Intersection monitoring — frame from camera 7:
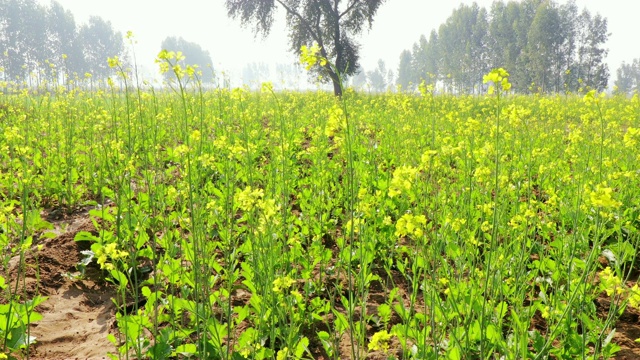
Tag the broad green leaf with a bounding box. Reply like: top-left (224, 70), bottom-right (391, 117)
top-left (174, 343), bottom-right (197, 356)
top-left (74, 231), bottom-right (98, 242)
top-left (295, 337), bottom-right (309, 359)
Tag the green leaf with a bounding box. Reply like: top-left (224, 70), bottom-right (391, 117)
top-left (469, 320), bottom-right (481, 341)
top-left (109, 269), bottom-right (129, 289)
top-left (40, 231), bottom-right (57, 239)
top-left (74, 230), bottom-right (98, 242)
top-left (495, 301), bottom-right (508, 320)
top-left (447, 345), bottom-right (461, 360)
top-left (231, 351), bottom-right (248, 360)
top-left (148, 341), bottom-right (172, 360)
top-left (100, 186), bottom-right (115, 199)
top-left (27, 295), bottom-right (47, 310)
top-left (530, 330), bottom-right (545, 352)
top-left (333, 310), bottom-right (349, 333)
top-left (6, 325), bottom-right (31, 349)
top-left (295, 337), bottom-right (309, 359)
top-left (174, 343), bottom-right (197, 356)
top-left (107, 333), bottom-right (118, 346)
top-left (486, 324), bottom-right (500, 343)
top-left (22, 311), bottom-right (43, 324)
top-left (377, 303), bottom-right (392, 324)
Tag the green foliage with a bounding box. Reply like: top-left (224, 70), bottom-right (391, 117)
top-left (615, 58), bottom-right (640, 95)
top-left (2, 61), bottom-right (640, 359)
top-left (396, 50), bottom-right (413, 90)
top-left (400, 0), bottom-right (610, 94)
top-left (225, 0), bottom-right (387, 96)
top-left (0, 295), bottom-right (46, 355)
top-left (0, 0), bottom-right (124, 85)
top-left (367, 59), bottom-right (388, 92)
top-left (78, 16), bottom-right (124, 80)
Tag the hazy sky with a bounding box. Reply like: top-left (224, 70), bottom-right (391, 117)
top-left (36, 0), bottom-right (640, 84)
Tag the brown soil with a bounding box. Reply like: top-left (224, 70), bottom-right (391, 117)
top-left (5, 210), bottom-right (116, 360)
top-left (598, 296), bottom-right (640, 359)
top-left (3, 208), bottom-right (640, 359)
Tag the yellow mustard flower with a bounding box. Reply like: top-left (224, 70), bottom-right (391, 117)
top-left (273, 276), bottom-right (295, 292)
top-left (395, 213), bottom-right (427, 238)
top-left (388, 165), bottom-right (419, 198)
top-left (235, 186), bottom-right (264, 211)
top-left (599, 267), bottom-right (624, 296)
top-left (587, 182), bottom-right (622, 209)
top-left (368, 330), bottom-right (393, 351)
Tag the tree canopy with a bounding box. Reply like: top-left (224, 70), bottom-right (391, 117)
top-left (615, 58), bottom-right (640, 95)
top-left (225, 0), bottom-right (386, 96)
top-left (398, 0), bottom-right (610, 94)
top-left (0, 0), bottom-right (123, 87)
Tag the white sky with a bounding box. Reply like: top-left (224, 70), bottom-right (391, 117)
top-left (36, 0), bottom-right (640, 84)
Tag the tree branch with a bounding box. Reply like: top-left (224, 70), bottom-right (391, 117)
top-left (275, 0), bottom-right (320, 43)
top-left (339, 0), bottom-right (359, 19)
top-left (275, 0), bottom-right (333, 66)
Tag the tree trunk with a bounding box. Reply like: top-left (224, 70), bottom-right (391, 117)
top-left (330, 71), bottom-right (342, 97)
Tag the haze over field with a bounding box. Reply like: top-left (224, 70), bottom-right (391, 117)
top-left (30, 0), bottom-right (640, 87)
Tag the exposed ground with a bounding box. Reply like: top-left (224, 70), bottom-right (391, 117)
top-left (6, 208), bottom-right (116, 360)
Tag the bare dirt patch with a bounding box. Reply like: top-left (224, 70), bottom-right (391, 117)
top-left (596, 296), bottom-right (640, 359)
top-left (5, 210), bottom-right (116, 360)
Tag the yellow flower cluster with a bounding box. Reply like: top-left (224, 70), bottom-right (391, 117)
top-left (95, 243), bottom-right (129, 271)
top-left (299, 42), bottom-right (327, 70)
top-left (395, 213), bottom-right (427, 238)
top-left (388, 165), bottom-right (419, 198)
top-left (344, 217), bottom-right (364, 235)
top-left (583, 89), bottom-right (605, 105)
top-left (173, 144), bottom-right (190, 157)
top-left (325, 104), bottom-right (346, 138)
top-left (445, 217), bottom-right (466, 232)
top-left (235, 186), bottom-right (265, 211)
top-left (586, 182), bottom-right (621, 209)
top-left (233, 186), bottom-right (281, 233)
top-left (3, 125), bottom-right (23, 142)
top-left (189, 129), bottom-right (201, 144)
top-left (420, 149), bottom-right (438, 169)
top-left (276, 347), bottom-right (288, 360)
top-left (483, 68), bottom-right (511, 94)
top-left (473, 165), bottom-right (492, 184)
top-left (155, 49), bottom-right (198, 80)
top-left (272, 275), bottom-right (295, 292)
top-left (107, 56), bottom-right (121, 69)
top-left (355, 188), bottom-right (384, 218)
top-left (0, 203), bottom-right (15, 224)
top-left (599, 267), bottom-right (624, 296)
top-left (198, 153), bottom-right (216, 170)
top-left (628, 285), bottom-right (640, 308)
top-left (368, 330), bottom-right (393, 351)
top-left (623, 127), bottom-right (639, 148)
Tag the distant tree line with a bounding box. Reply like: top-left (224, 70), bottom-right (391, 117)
top-left (347, 60), bottom-right (394, 92)
top-left (0, 0), bottom-right (124, 87)
top-left (397, 0), bottom-right (610, 94)
top-left (615, 58), bottom-right (640, 95)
